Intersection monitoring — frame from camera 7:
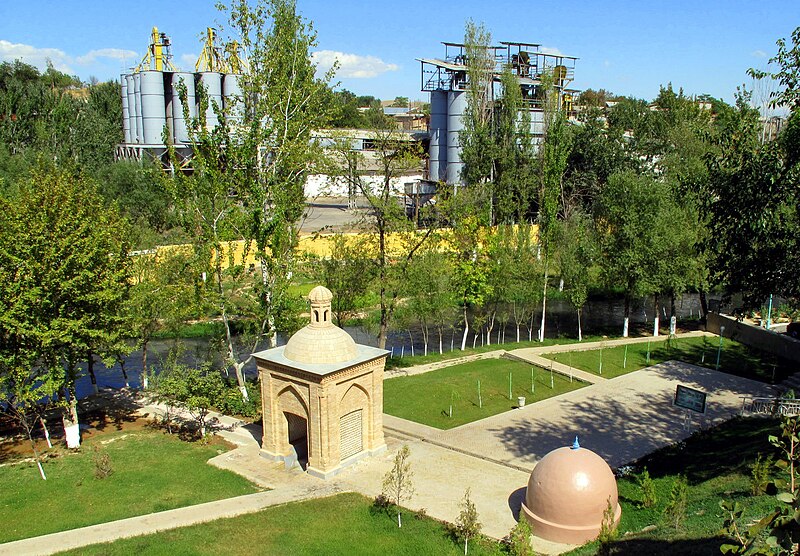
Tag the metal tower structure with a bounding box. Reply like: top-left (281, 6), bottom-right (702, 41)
top-left (419, 40), bottom-right (578, 186)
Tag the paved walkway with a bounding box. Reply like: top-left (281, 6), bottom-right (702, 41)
top-left (0, 331), bottom-right (776, 555)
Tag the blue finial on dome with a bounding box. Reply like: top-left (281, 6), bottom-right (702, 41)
top-left (571, 436), bottom-right (580, 450)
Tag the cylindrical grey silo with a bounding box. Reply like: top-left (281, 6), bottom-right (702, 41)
top-left (140, 71), bottom-right (167, 145)
top-left (446, 90), bottom-right (466, 185)
top-left (133, 73), bottom-right (144, 144)
top-left (197, 72), bottom-right (223, 130)
top-left (528, 109), bottom-right (545, 143)
top-left (171, 72), bottom-right (197, 144)
top-left (121, 74), bottom-right (131, 144)
top-left (222, 74), bottom-right (244, 126)
top-left (428, 90), bottom-right (448, 182)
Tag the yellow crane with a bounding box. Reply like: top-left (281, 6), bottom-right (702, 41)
top-left (195, 27), bottom-right (247, 73)
top-left (136, 27), bottom-right (177, 72)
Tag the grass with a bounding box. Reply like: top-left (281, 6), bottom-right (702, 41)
top-left (384, 357), bottom-right (586, 429)
top-left (0, 430), bottom-right (258, 543)
top-left (59, 493), bottom-right (505, 556)
top-left (542, 335), bottom-right (795, 383)
top-left (566, 416), bottom-right (781, 555)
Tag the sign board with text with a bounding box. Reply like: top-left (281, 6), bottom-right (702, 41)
top-left (674, 385), bottom-right (707, 413)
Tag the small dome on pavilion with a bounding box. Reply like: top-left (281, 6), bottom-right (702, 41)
top-left (283, 285), bottom-right (357, 364)
top-left (308, 285), bottom-right (333, 304)
top-left (521, 440), bottom-right (621, 545)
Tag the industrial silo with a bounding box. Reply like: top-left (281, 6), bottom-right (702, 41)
top-left (125, 74), bottom-right (138, 143)
top-left (428, 89), bottom-right (448, 182)
top-left (133, 73), bottom-right (144, 144)
top-left (171, 72), bottom-right (196, 144)
top-left (121, 75), bottom-right (131, 144)
top-left (197, 72), bottom-right (223, 130)
top-left (222, 73), bottom-right (243, 126)
top-left (139, 70), bottom-right (167, 145)
top-left (446, 90), bottom-right (466, 185)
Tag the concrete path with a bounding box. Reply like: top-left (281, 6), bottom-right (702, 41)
top-left (386, 360), bottom-right (775, 470)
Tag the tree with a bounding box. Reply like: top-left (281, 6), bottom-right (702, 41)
top-left (391, 96), bottom-right (409, 108)
top-left (749, 26), bottom-right (800, 111)
top-left (308, 233), bottom-right (375, 327)
top-left (153, 357), bottom-right (225, 438)
top-left (537, 70), bottom-right (572, 342)
top-left (124, 248), bottom-right (196, 389)
top-left (556, 209), bottom-right (597, 341)
top-left (405, 249), bottom-right (456, 354)
top-left (594, 171), bottom-right (675, 337)
top-left (455, 487), bottom-right (481, 555)
top-left (168, 0), bottom-right (333, 400)
top-left (459, 19), bottom-right (496, 193)
top-left (707, 101), bottom-right (799, 307)
top-left (0, 166), bottom-right (130, 448)
top-left (328, 127), bottom-right (434, 348)
top-left (382, 444), bottom-right (415, 528)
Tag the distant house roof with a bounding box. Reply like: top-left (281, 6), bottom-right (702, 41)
top-left (383, 107), bottom-right (410, 115)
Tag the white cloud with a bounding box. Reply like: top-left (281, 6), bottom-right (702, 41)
top-left (540, 46), bottom-right (565, 57)
top-left (751, 49), bottom-right (768, 58)
top-left (312, 50), bottom-right (399, 79)
top-left (76, 48), bottom-right (137, 65)
top-left (180, 53), bottom-right (198, 69)
top-left (0, 39), bottom-right (74, 74)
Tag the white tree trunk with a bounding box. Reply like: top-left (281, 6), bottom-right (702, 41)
top-left (670, 316), bottom-right (677, 335)
top-left (653, 316), bottom-right (660, 337)
top-left (63, 399), bottom-right (80, 449)
top-left (460, 307), bottom-right (469, 351)
top-left (623, 317), bottom-right (629, 338)
top-left (577, 309), bottom-right (583, 342)
top-left (40, 417), bottom-right (52, 449)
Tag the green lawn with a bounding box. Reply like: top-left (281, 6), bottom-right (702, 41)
top-left (384, 357), bottom-right (586, 429)
top-left (0, 430), bottom-right (258, 543)
top-left (567, 417), bottom-right (781, 555)
top-left (59, 492), bottom-right (504, 556)
top-left (543, 335), bottom-right (796, 382)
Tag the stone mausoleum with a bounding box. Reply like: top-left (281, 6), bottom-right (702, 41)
top-left (253, 286), bottom-right (388, 478)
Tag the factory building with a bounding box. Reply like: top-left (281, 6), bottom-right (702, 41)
top-left (420, 41), bottom-right (578, 187)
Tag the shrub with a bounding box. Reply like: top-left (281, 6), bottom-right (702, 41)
top-left (663, 475), bottom-right (688, 529)
top-left (750, 452), bottom-right (773, 495)
top-left (597, 497), bottom-right (619, 556)
top-left (506, 518), bottom-right (534, 556)
top-left (636, 467), bottom-right (658, 508)
top-left (93, 446), bottom-right (113, 479)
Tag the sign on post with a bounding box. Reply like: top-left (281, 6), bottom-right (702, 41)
top-left (674, 385), bottom-right (707, 413)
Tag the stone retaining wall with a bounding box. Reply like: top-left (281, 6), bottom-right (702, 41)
top-left (706, 312), bottom-right (800, 364)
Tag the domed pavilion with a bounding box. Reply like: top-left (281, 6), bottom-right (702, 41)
top-left (253, 286), bottom-right (388, 479)
top-left (521, 438), bottom-right (621, 545)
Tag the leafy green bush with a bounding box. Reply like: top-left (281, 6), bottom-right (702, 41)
top-left (215, 381), bottom-right (261, 419)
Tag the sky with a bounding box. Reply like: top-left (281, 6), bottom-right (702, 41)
top-left (1, 0), bottom-right (798, 106)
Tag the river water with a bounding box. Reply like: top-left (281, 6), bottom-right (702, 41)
top-left (75, 293), bottom-right (721, 398)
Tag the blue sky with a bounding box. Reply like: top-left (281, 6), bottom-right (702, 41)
top-left (1, 0), bottom-right (797, 106)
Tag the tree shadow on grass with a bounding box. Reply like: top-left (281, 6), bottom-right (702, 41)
top-left (600, 535), bottom-right (729, 555)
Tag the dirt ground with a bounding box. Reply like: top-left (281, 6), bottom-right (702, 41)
top-left (0, 390), bottom-right (231, 462)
